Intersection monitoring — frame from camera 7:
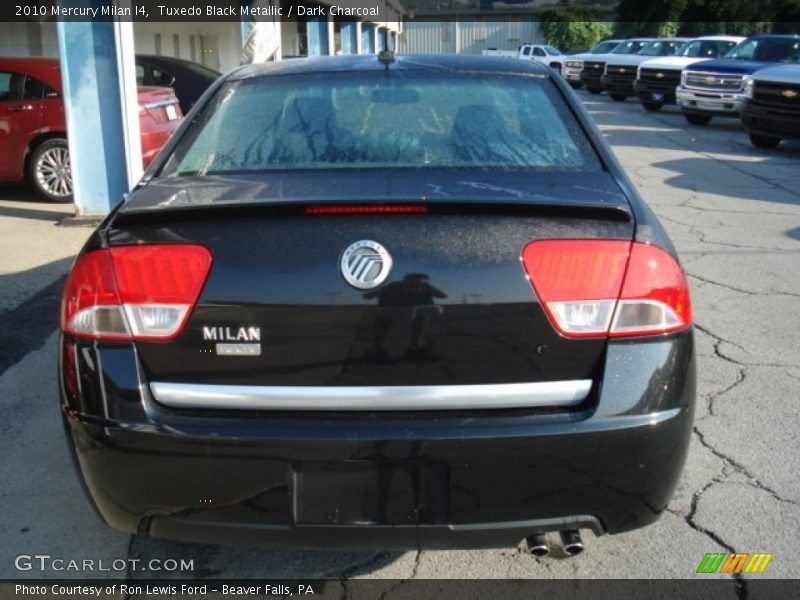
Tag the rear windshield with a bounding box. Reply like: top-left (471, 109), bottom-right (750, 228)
top-left (161, 71), bottom-right (601, 176)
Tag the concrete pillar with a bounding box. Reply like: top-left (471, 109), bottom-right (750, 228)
top-left (355, 21), bottom-right (363, 54)
top-left (240, 15), bottom-right (251, 50)
top-left (378, 27), bottom-right (388, 52)
top-left (241, 21), bottom-right (282, 63)
top-left (56, 19), bottom-right (141, 216)
top-left (327, 13), bottom-right (336, 55)
top-left (361, 24), bottom-right (375, 54)
top-left (306, 16), bottom-right (329, 56)
top-left (341, 21), bottom-right (358, 55)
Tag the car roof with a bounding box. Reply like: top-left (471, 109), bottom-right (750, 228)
top-left (0, 57), bottom-right (62, 90)
top-left (691, 35), bottom-right (745, 41)
top-left (747, 34), bottom-right (800, 40)
top-left (138, 54), bottom-right (191, 63)
top-left (138, 54), bottom-right (217, 69)
top-left (230, 54), bottom-right (551, 81)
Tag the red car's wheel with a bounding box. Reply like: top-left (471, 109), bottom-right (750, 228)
top-left (28, 138), bottom-right (73, 203)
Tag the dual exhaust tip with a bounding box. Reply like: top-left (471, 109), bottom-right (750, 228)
top-left (525, 530), bottom-right (584, 558)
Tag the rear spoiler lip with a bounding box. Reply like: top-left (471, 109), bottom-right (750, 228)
top-left (123, 170), bottom-right (631, 212)
top-left (110, 198), bottom-right (632, 227)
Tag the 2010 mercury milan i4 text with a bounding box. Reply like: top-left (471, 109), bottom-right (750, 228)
top-left (59, 54), bottom-right (695, 556)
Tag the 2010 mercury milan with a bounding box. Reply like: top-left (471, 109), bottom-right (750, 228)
top-left (59, 54), bottom-right (695, 556)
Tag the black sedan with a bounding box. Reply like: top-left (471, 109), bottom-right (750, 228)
top-left (59, 54), bottom-right (695, 556)
top-left (136, 54), bottom-right (220, 114)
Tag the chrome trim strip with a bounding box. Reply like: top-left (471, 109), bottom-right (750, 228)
top-left (141, 99), bottom-right (178, 109)
top-left (150, 380), bottom-right (593, 411)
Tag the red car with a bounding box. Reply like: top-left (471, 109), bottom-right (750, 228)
top-left (0, 57), bottom-right (183, 203)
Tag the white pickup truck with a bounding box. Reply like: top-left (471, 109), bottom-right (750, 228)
top-left (482, 44), bottom-right (565, 71)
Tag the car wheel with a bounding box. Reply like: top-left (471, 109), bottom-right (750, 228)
top-left (28, 138), bottom-right (73, 203)
top-left (684, 112), bottom-right (712, 126)
top-left (610, 94), bottom-right (627, 102)
top-left (568, 81), bottom-right (583, 90)
top-left (642, 102), bottom-right (663, 112)
top-left (749, 133), bottom-right (781, 149)
top-left (585, 86), bottom-right (603, 94)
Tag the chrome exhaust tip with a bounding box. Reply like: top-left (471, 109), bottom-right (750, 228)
top-left (525, 533), bottom-right (550, 557)
top-left (559, 530), bottom-right (584, 556)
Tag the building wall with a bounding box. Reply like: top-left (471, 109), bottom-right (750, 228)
top-left (0, 21), bottom-right (59, 57)
top-left (399, 19), bottom-right (542, 55)
top-left (1, 17), bottom-right (397, 66)
top-left (134, 22), bottom-right (243, 72)
top-left (0, 21), bottom-right (242, 71)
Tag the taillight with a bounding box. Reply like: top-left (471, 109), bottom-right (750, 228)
top-left (521, 240), bottom-right (691, 338)
top-left (609, 243), bottom-right (692, 337)
top-left (61, 245), bottom-right (212, 341)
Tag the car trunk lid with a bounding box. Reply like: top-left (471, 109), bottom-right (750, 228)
top-left (137, 86), bottom-right (181, 123)
top-left (108, 173), bottom-right (634, 393)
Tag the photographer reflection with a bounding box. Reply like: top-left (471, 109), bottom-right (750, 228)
top-left (363, 273), bottom-right (447, 362)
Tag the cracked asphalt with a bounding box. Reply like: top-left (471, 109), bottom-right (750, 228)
top-left (0, 91), bottom-right (798, 588)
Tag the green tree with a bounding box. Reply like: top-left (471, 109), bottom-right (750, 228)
top-left (614, 0), bottom-right (688, 37)
top-left (539, 8), bottom-right (613, 54)
top-left (772, 0), bottom-right (800, 32)
top-left (679, 0), bottom-right (772, 34)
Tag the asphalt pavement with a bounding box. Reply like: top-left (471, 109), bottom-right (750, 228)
top-left (0, 92), bottom-right (798, 588)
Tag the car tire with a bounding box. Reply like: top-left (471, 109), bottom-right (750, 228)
top-left (27, 138), bottom-right (73, 203)
top-left (749, 133), bottom-right (781, 149)
top-left (684, 112), bottom-right (712, 126)
top-left (642, 102), bottom-right (663, 112)
top-left (610, 94), bottom-right (627, 102)
top-left (585, 86), bottom-right (603, 94)
top-left (568, 81), bottom-right (583, 90)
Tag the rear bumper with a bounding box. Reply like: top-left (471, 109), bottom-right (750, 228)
top-left (61, 332), bottom-right (695, 549)
top-left (139, 122), bottom-right (181, 168)
top-left (676, 86), bottom-right (746, 115)
top-left (742, 101), bottom-right (800, 140)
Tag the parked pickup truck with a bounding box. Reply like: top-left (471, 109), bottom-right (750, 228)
top-left (482, 44), bottom-right (564, 71)
top-left (741, 64), bottom-right (800, 148)
top-left (634, 36), bottom-right (744, 111)
top-left (580, 38), bottom-right (654, 94)
top-left (676, 34), bottom-right (800, 125)
top-left (602, 38), bottom-right (689, 101)
top-left (562, 39), bottom-right (624, 89)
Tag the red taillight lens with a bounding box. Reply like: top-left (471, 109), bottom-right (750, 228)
top-left (61, 245), bottom-right (212, 341)
top-left (521, 240), bottom-right (691, 338)
top-left (610, 243), bottom-right (692, 337)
